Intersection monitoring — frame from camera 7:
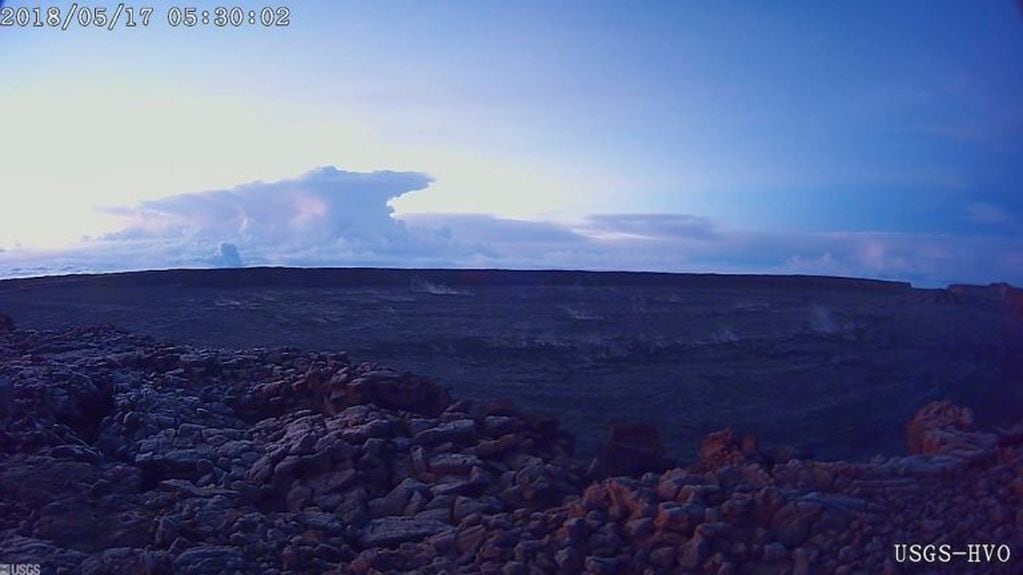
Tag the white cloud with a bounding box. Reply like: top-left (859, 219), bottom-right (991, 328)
top-left (1, 165), bottom-right (1021, 288)
top-left (102, 166), bottom-right (432, 250)
top-left (0, 81), bottom-right (614, 252)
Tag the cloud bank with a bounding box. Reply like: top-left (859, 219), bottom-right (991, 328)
top-left (1, 166), bottom-right (1020, 287)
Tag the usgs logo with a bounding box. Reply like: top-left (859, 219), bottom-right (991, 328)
top-left (0, 565), bottom-right (42, 575)
top-left (893, 543), bottom-right (1011, 564)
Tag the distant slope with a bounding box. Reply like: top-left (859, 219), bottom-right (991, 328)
top-left (0, 266), bottom-right (916, 292)
top-left (1, 266), bottom-right (1019, 461)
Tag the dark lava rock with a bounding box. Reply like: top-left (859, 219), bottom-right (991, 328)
top-left (2, 321), bottom-right (1022, 574)
top-left (172, 545), bottom-right (247, 573)
top-left (695, 426), bottom-right (762, 471)
top-left (906, 400), bottom-right (998, 460)
top-left (587, 422), bottom-right (674, 479)
top-left (343, 369), bottom-right (453, 417)
top-left (358, 516), bottom-right (450, 547)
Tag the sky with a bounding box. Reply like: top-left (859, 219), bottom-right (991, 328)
top-left (1, 1), bottom-right (1021, 286)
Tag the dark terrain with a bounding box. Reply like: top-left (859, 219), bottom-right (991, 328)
top-left (1, 311), bottom-right (1021, 574)
top-left (1, 268), bottom-right (1021, 461)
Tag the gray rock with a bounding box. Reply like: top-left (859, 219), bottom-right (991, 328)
top-left (483, 415), bottom-right (525, 436)
top-left (429, 452), bottom-right (482, 475)
top-left (370, 477), bottom-right (429, 517)
top-left (679, 532), bottom-right (709, 569)
top-left (554, 547), bottom-right (583, 572)
top-left (301, 510), bottom-right (347, 535)
top-left (172, 545), bottom-right (247, 573)
top-left (412, 419), bottom-right (477, 446)
top-left (770, 502), bottom-right (816, 547)
top-left (359, 516), bottom-right (451, 547)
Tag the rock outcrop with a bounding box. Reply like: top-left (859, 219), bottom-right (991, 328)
top-left (1, 321), bottom-right (1021, 574)
top-left (587, 423), bottom-right (675, 479)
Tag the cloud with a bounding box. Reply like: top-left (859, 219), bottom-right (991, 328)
top-left (1, 165), bottom-right (1021, 288)
top-left (412, 213), bottom-right (1023, 287)
top-left (0, 166), bottom-right (451, 276)
top-left (404, 213), bottom-right (584, 244)
top-left (103, 166), bottom-right (432, 248)
top-left (74, 166), bottom-right (466, 269)
top-left (581, 214), bottom-right (718, 240)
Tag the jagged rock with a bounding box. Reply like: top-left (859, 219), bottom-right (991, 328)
top-left (306, 468), bottom-right (358, 495)
top-left (907, 401), bottom-right (997, 461)
top-left (0, 533), bottom-right (89, 572)
top-left (0, 456), bottom-right (97, 507)
top-left (413, 418), bottom-right (476, 446)
top-left (679, 532), bottom-right (710, 569)
top-left (696, 427), bottom-right (760, 472)
top-left (359, 517), bottom-right (450, 547)
top-left (172, 546), bottom-right (247, 573)
top-left (554, 546), bottom-right (583, 572)
top-left (301, 510), bottom-right (348, 535)
top-left (343, 370), bottom-right (453, 417)
top-left (908, 401), bottom-right (974, 453)
top-left (80, 547), bottom-right (172, 575)
top-left (769, 502), bottom-right (815, 547)
top-left (483, 415), bottom-right (526, 437)
top-left (429, 452), bottom-right (482, 475)
top-left (1, 322), bottom-right (1021, 575)
top-left (369, 477), bottom-right (429, 517)
top-left (470, 433), bottom-right (521, 457)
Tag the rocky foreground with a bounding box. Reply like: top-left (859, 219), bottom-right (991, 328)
top-left (0, 314), bottom-right (1021, 574)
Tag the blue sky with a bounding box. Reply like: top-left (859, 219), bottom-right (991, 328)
top-left (1, 1), bottom-right (1021, 285)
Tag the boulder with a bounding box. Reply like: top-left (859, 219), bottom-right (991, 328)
top-left (344, 370), bottom-right (453, 416)
top-left (359, 517), bottom-right (451, 548)
top-left (413, 419), bottom-right (477, 446)
top-left (695, 427), bottom-right (760, 472)
top-left (429, 453), bottom-right (482, 475)
top-left (172, 546), bottom-right (247, 573)
top-left (80, 547), bottom-right (172, 575)
top-left (907, 401), bottom-right (996, 461)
